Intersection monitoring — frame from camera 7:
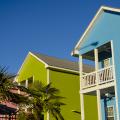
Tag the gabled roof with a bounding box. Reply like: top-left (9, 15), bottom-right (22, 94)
top-left (72, 6), bottom-right (120, 56)
top-left (30, 52), bottom-right (94, 73)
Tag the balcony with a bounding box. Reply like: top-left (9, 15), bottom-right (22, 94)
top-left (81, 65), bottom-right (114, 89)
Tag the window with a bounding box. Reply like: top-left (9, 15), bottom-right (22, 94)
top-left (28, 76), bottom-right (34, 88)
top-left (106, 106), bottom-right (114, 120)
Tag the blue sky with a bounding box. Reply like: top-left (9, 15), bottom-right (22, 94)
top-left (0, 0), bottom-right (120, 73)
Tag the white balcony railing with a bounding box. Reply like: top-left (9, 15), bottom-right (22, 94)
top-left (81, 66), bottom-right (114, 89)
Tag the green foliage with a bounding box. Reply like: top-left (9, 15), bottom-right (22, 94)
top-left (0, 66), bottom-right (65, 120)
top-left (0, 66), bottom-right (15, 101)
top-left (24, 82), bottom-right (65, 120)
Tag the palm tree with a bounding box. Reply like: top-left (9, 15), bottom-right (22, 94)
top-left (19, 82), bottom-right (65, 120)
top-left (0, 66), bottom-right (15, 101)
top-left (0, 66), bottom-right (29, 103)
top-left (0, 66), bottom-right (65, 120)
top-left (0, 66), bottom-right (31, 119)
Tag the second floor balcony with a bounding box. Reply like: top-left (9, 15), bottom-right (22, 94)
top-left (81, 65), bottom-right (114, 89)
top-left (80, 41), bottom-right (115, 91)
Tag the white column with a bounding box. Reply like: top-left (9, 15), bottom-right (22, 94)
top-left (94, 49), bottom-right (99, 73)
top-left (97, 89), bottom-right (102, 120)
top-left (94, 49), bottom-right (102, 120)
top-left (26, 79), bottom-right (28, 88)
top-left (18, 82), bottom-right (21, 94)
top-left (80, 93), bottom-right (85, 120)
top-left (79, 55), bottom-right (85, 120)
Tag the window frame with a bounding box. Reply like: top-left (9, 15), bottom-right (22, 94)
top-left (106, 105), bottom-right (115, 120)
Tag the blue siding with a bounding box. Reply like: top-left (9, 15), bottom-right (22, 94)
top-left (79, 11), bottom-right (120, 55)
top-left (101, 97), bottom-right (116, 120)
top-left (101, 99), bottom-right (106, 120)
top-left (78, 11), bottom-right (120, 119)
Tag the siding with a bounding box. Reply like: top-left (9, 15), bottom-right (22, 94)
top-left (49, 69), bottom-right (98, 120)
top-left (17, 53), bottom-right (47, 85)
top-left (78, 11), bottom-right (120, 118)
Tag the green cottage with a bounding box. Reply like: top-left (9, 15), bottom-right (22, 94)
top-left (16, 52), bottom-right (98, 120)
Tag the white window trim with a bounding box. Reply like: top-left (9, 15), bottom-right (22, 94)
top-left (107, 105), bottom-right (115, 120)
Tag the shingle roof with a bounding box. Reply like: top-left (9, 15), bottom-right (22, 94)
top-left (31, 52), bottom-right (94, 73)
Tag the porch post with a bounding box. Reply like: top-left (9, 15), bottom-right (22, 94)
top-left (79, 55), bottom-right (85, 120)
top-left (94, 49), bottom-right (102, 120)
top-left (97, 89), bottom-right (102, 120)
top-left (26, 79), bottom-right (28, 88)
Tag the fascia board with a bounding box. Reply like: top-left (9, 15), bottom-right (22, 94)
top-left (15, 53), bottom-right (30, 82)
top-left (29, 52), bottom-right (49, 67)
top-left (72, 6), bottom-right (120, 55)
top-left (46, 65), bottom-right (79, 74)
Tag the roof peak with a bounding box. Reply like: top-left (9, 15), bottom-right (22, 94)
top-left (72, 6), bottom-right (120, 56)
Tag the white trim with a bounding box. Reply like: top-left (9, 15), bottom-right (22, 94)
top-left (72, 6), bottom-right (120, 55)
top-left (29, 52), bottom-right (49, 67)
top-left (107, 105), bottom-right (115, 120)
top-left (30, 52), bottom-right (79, 74)
top-left (111, 40), bottom-right (119, 120)
top-left (80, 93), bottom-right (85, 120)
top-left (94, 49), bottom-right (99, 83)
top-left (17, 52), bottom-right (79, 82)
top-left (75, 6), bottom-right (103, 50)
top-left (79, 55), bottom-right (83, 90)
top-left (46, 65), bottom-right (79, 74)
top-left (15, 51), bottom-right (48, 82)
top-left (26, 79), bottom-right (28, 88)
top-left (94, 48), bottom-right (102, 120)
top-left (81, 81), bottom-right (115, 94)
top-left (79, 55), bottom-right (85, 120)
top-left (18, 82), bottom-right (21, 94)
top-left (15, 53), bottom-right (30, 82)
top-left (97, 89), bottom-right (102, 120)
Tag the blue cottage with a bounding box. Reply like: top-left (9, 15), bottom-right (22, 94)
top-left (72, 6), bottom-right (120, 120)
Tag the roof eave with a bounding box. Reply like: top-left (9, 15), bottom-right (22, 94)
top-left (72, 6), bottom-right (120, 54)
top-left (71, 49), bottom-right (79, 57)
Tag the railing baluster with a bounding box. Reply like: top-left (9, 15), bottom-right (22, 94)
top-left (82, 66), bottom-right (114, 89)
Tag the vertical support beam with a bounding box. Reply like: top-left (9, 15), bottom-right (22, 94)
top-left (80, 93), bottom-right (85, 120)
top-left (111, 40), bottom-right (120, 120)
top-left (18, 82), bottom-right (21, 94)
top-left (26, 79), bottom-right (28, 88)
top-left (79, 55), bottom-right (83, 89)
top-left (94, 49), bottom-right (102, 120)
top-left (79, 55), bottom-right (85, 120)
top-left (97, 89), bottom-right (102, 120)
top-left (94, 49), bottom-right (99, 75)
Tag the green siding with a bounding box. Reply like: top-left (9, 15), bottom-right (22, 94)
top-left (49, 69), bottom-right (81, 120)
top-left (17, 53), bottom-right (48, 120)
top-left (17, 53), bottom-right (98, 120)
top-left (17, 54), bottom-right (47, 85)
top-left (49, 69), bottom-right (98, 120)
top-left (84, 95), bottom-right (98, 120)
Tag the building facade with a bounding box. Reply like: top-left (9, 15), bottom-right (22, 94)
top-left (72, 6), bottom-right (120, 120)
top-left (16, 52), bottom-right (98, 120)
